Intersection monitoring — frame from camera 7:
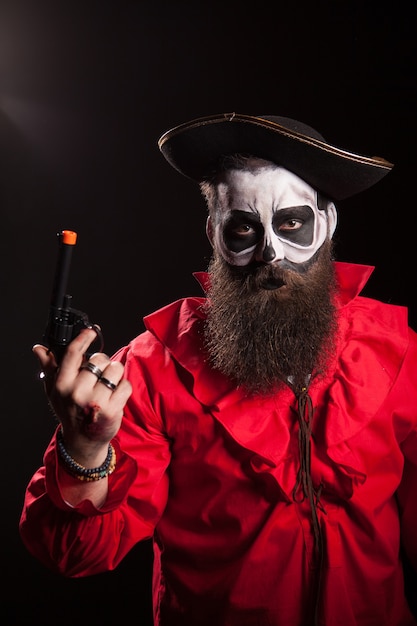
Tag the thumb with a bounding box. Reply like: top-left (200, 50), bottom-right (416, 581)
top-left (33, 344), bottom-right (58, 382)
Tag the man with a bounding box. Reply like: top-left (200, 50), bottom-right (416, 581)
top-left (20, 113), bottom-right (417, 625)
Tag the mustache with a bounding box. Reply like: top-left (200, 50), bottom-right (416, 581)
top-left (230, 260), bottom-right (306, 291)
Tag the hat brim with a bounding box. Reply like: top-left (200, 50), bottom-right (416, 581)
top-left (158, 113), bottom-right (394, 200)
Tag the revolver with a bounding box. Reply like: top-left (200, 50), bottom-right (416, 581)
top-left (42, 229), bottom-right (103, 364)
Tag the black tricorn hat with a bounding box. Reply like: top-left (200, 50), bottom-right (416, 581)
top-left (158, 112), bottom-right (394, 201)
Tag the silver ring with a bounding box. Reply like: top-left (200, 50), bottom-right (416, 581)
top-left (80, 362), bottom-right (103, 379)
top-left (98, 376), bottom-right (117, 391)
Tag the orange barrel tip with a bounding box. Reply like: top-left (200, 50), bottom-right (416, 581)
top-left (61, 230), bottom-right (78, 245)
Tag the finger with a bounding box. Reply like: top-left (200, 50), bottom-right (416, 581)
top-left (33, 344), bottom-right (59, 385)
top-left (33, 344), bottom-right (57, 370)
top-left (104, 378), bottom-right (133, 419)
top-left (57, 328), bottom-right (101, 392)
top-left (82, 361), bottom-right (124, 397)
top-left (78, 362), bottom-right (130, 410)
top-left (78, 353), bottom-right (112, 386)
top-left (111, 378), bottom-right (133, 405)
top-left (83, 352), bottom-right (112, 372)
top-left (97, 361), bottom-right (125, 388)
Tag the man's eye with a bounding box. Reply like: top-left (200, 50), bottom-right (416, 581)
top-left (279, 218), bottom-right (303, 232)
top-left (232, 224), bottom-right (254, 237)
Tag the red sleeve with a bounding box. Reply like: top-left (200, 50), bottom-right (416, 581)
top-left (19, 339), bottom-right (171, 577)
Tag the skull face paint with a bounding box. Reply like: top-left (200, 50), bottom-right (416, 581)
top-left (208, 165), bottom-right (337, 266)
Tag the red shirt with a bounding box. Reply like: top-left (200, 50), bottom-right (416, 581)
top-left (20, 263), bottom-right (417, 625)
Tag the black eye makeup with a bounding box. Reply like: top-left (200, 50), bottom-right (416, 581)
top-left (273, 205), bottom-right (314, 246)
top-left (223, 211), bottom-right (264, 253)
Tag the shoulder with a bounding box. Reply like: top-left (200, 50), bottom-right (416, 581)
top-left (112, 296), bottom-right (207, 367)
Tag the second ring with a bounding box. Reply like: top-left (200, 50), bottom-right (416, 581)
top-left (98, 376), bottom-right (117, 391)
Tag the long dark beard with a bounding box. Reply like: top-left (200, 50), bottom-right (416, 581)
top-left (203, 240), bottom-right (338, 396)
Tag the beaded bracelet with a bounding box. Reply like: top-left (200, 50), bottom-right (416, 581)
top-left (57, 426), bottom-right (116, 482)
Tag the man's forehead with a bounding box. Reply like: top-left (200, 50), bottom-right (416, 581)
top-left (219, 165), bottom-right (317, 209)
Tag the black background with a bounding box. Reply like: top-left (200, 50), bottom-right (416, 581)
top-left (1, 1), bottom-right (416, 624)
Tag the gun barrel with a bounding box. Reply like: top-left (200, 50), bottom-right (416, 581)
top-left (50, 230), bottom-right (77, 309)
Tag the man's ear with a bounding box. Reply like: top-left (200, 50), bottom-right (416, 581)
top-left (326, 201), bottom-right (338, 238)
top-left (206, 216), bottom-right (214, 247)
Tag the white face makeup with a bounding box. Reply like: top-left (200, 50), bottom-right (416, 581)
top-left (207, 165), bottom-right (337, 266)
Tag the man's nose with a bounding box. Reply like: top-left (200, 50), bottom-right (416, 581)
top-left (255, 238), bottom-right (285, 263)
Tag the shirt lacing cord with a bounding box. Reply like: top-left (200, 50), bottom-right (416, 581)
top-left (290, 382), bottom-right (326, 626)
top-left (292, 387), bottom-right (326, 547)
